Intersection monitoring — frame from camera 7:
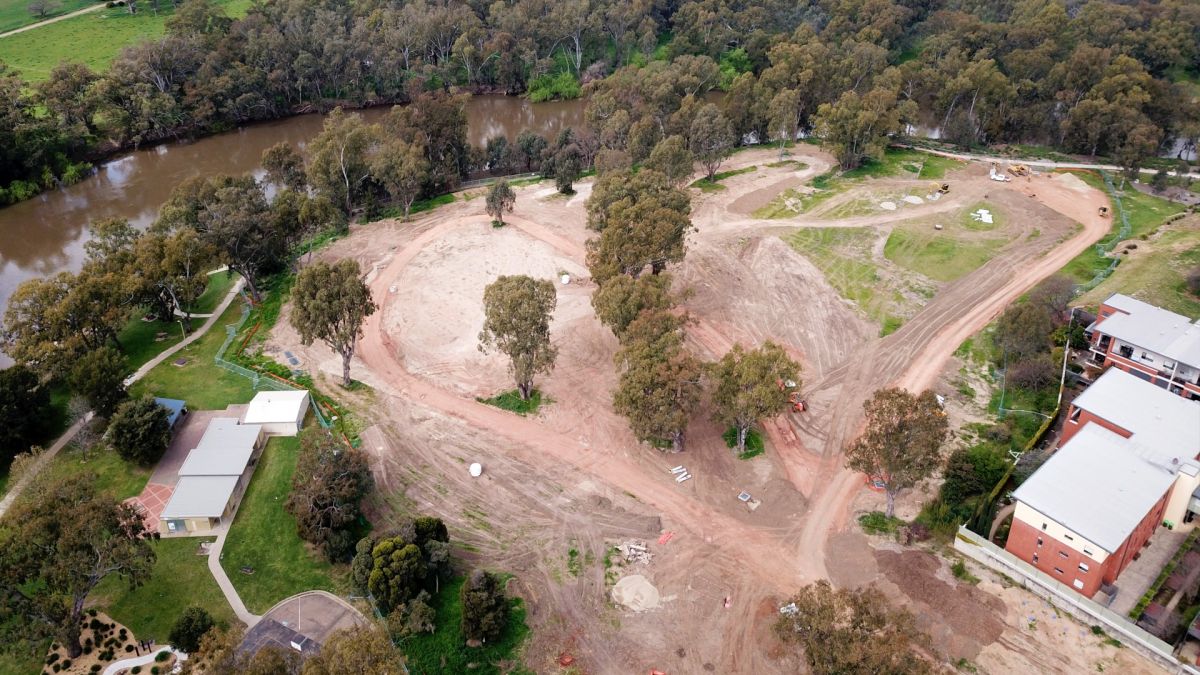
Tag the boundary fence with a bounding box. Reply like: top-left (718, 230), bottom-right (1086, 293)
top-left (213, 291), bottom-right (332, 429)
top-left (955, 526), bottom-right (1200, 674)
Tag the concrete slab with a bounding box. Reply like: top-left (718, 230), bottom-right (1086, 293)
top-left (1108, 526), bottom-right (1192, 616)
top-left (240, 591), bottom-right (368, 657)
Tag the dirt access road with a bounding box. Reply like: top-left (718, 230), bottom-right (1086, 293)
top-left (283, 148), bottom-right (1116, 672)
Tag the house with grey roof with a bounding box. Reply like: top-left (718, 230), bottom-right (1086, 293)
top-left (1005, 366), bottom-right (1200, 599)
top-left (160, 417), bottom-right (265, 536)
top-left (1087, 293), bottom-right (1200, 401)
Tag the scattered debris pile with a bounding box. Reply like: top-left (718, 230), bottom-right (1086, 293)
top-left (617, 540), bottom-right (653, 564)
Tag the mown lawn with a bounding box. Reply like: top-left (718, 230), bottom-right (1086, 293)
top-left (402, 575), bottom-right (530, 675)
top-left (0, 0), bottom-right (253, 81)
top-left (0, 0), bottom-right (95, 33)
top-left (93, 537), bottom-right (237, 642)
top-left (128, 296), bottom-right (255, 410)
top-left (118, 271), bottom-right (237, 371)
top-left (0, 645), bottom-right (44, 675)
top-left (1077, 217), bottom-right (1200, 317)
top-left (42, 445), bottom-right (150, 501)
top-left (220, 436), bottom-right (340, 614)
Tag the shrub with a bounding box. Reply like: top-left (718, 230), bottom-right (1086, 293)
top-left (132, 667), bottom-right (141, 674)
top-left (169, 606), bottom-right (216, 654)
top-left (461, 569), bottom-right (509, 643)
top-left (155, 650), bottom-right (170, 662)
top-left (951, 559), bottom-right (979, 584)
top-left (527, 71), bottom-right (582, 103)
top-left (125, 645), bottom-right (134, 652)
top-left (91, 665), bottom-right (102, 673)
top-left (151, 667), bottom-right (159, 675)
top-left (1188, 267), bottom-right (1200, 297)
top-left (858, 511), bottom-right (904, 535)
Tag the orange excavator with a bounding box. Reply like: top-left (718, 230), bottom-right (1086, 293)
top-left (777, 379), bottom-right (807, 413)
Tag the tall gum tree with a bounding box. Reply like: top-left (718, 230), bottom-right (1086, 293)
top-left (290, 259), bottom-right (378, 387)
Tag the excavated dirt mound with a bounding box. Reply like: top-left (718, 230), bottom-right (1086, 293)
top-left (613, 575), bottom-right (662, 612)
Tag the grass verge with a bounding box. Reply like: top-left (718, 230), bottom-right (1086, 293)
top-left (93, 537), bottom-right (236, 642)
top-left (476, 389), bottom-right (545, 416)
top-left (401, 575), bottom-right (530, 674)
top-left (220, 436), bottom-right (340, 614)
top-left (690, 165), bottom-right (757, 192)
top-left (784, 227), bottom-right (889, 319)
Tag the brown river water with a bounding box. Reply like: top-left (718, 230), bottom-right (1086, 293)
top-left (0, 95), bottom-right (586, 365)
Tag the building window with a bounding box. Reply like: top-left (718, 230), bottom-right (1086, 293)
top-left (1068, 407), bottom-right (1081, 423)
top-left (1059, 551), bottom-right (1069, 559)
top-left (1042, 523), bottom-right (1048, 530)
top-left (1063, 534), bottom-right (1074, 541)
top-left (1083, 548), bottom-right (1093, 556)
top-left (1073, 579), bottom-right (1084, 590)
top-left (1078, 563), bottom-right (1089, 573)
top-left (1054, 567), bottom-right (1064, 574)
top-left (1037, 538), bottom-right (1043, 547)
top-left (1033, 553), bottom-right (1039, 563)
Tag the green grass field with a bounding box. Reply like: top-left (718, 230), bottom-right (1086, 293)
top-left (884, 227), bottom-right (1003, 283)
top-left (118, 272), bottom-right (237, 371)
top-left (0, 0), bottom-right (95, 33)
top-left (93, 537), bottom-right (237, 643)
top-left (1077, 217), bottom-right (1200, 317)
top-left (220, 436), bottom-right (341, 614)
top-left (0, 0), bottom-right (252, 81)
top-left (402, 575), bottom-right (530, 674)
top-left (128, 297), bottom-right (255, 409)
top-left (42, 444), bottom-right (150, 501)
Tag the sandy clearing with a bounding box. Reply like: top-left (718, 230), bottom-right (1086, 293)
top-left (275, 145), bottom-right (1126, 674)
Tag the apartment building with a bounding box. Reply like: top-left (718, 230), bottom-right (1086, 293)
top-left (1087, 293), bottom-right (1200, 401)
top-left (1006, 367), bottom-right (1200, 598)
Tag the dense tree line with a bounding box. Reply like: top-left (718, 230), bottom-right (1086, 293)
top-left (3, 0), bottom-right (1198, 203)
top-left (586, 168), bottom-right (801, 452)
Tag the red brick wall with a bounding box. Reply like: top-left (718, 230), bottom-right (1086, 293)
top-left (1006, 487), bottom-right (1172, 597)
top-left (1006, 518), bottom-right (1109, 596)
top-left (1060, 406), bottom-right (1132, 446)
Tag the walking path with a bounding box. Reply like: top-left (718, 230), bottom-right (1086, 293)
top-left (207, 528), bottom-right (262, 627)
top-left (901, 143), bottom-right (1200, 180)
top-left (0, 2), bottom-right (104, 38)
top-left (0, 278), bottom-right (245, 519)
top-left (102, 647), bottom-right (187, 675)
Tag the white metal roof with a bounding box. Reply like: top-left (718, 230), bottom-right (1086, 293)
top-left (1071, 368), bottom-right (1200, 471)
top-left (1098, 293), bottom-right (1200, 368)
top-left (161, 475), bottom-right (241, 519)
top-left (178, 418), bottom-right (262, 476)
top-left (1013, 424), bottom-right (1176, 553)
top-left (243, 390), bottom-right (309, 425)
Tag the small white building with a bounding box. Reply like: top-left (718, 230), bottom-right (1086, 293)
top-left (242, 390), bottom-right (311, 436)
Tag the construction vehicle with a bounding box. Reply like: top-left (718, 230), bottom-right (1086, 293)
top-left (1008, 163), bottom-right (1030, 177)
top-left (777, 379), bottom-right (807, 412)
top-left (930, 181), bottom-right (949, 194)
top-left (1098, 206), bottom-right (1109, 218)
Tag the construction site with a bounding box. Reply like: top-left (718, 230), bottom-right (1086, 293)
top-left (268, 145), bottom-right (1160, 674)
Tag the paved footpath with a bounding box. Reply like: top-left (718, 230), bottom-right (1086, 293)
top-left (0, 279), bottom-right (245, 519)
top-left (102, 647), bottom-right (187, 675)
top-left (207, 528), bottom-right (262, 627)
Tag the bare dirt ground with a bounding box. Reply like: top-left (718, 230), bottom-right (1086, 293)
top-left (270, 147), bottom-right (1121, 673)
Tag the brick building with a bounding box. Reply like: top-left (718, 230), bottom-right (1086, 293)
top-left (1086, 293), bottom-right (1200, 401)
top-left (1006, 366), bottom-right (1200, 599)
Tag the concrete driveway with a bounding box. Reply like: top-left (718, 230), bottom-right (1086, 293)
top-left (150, 405), bottom-right (248, 485)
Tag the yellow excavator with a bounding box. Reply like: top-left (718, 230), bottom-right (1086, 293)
top-left (1008, 164), bottom-right (1030, 177)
